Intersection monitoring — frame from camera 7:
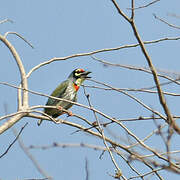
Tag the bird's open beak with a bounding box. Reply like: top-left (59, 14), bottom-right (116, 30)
top-left (81, 71), bottom-right (91, 79)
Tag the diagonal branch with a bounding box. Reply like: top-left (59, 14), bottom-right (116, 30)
top-left (111, 0), bottom-right (180, 134)
top-left (0, 34), bottom-right (28, 108)
top-left (0, 123), bottom-right (27, 158)
top-left (0, 19), bottom-right (13, 24)
top-left (0, 113), bottom-right (28, 135)
top-left (4, 32), bottom-right (34, 48)
top-left (12, 127), bottom-right (52, 179)
top-left (130, 21), bottom-right (179, 132)
top-left (127, 0), bottom-right (160, 10)
top-left (154, 14), bottom-right (180, 30)
top-left (26, 36), bottom-right (180, 78)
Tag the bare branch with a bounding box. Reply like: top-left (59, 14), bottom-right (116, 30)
top-left (111, 0), bottom-right (131, 22)
top-left (12, 127), bottom-right (52, 179)
top-left (0, 113), bottom-right (27, 135)
top-left (91, 56), bottom-right (180, 86)
top-left (90, 79), bottom-right (166, 121)
top-left (128, 123), bottom-right (167, 149)
top-left (127, 0), bottom-right (160, 10)
top-left (0, 18), bottom-right (13, 24)
top-left (153, 14), bottom-right (180, 30)
top-left (0, 123), bottom-right (28, 158)
top-left (4, 31), bottom-right (34, 48)
top-left (86, 84), bottom-right (180, 97)
top-left (3, 80), bottom-right (165, 129)
top-left (83, 87), bottom-right (123, 177)
top-left (129, 167), bottom-right (163, 179)
top-left (29, 142), bottom-right (109, 151)
top-left (85, 158), bottom-right (89, 180)
top-left (131, 0), bottom-right (135, 19)
top-left (132, 21), bottom-right (174, 125)
top-left (167, 13), bottom-right (180, 19)
top-left (0, 34), bottom-right (28, 108)
top-left (26, 36), bottom-right (180, 78)
top-left (0, 110), bottom-right (29, 122)
top-left (111, 0), bottom-right (180, 133)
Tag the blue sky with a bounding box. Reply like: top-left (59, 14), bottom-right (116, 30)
top-left (1, 0), bottom-right (180, 179)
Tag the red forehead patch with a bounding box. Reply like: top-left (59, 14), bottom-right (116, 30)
top-left (78, 69), bottom-right (84, 72)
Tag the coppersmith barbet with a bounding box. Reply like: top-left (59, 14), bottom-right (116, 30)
top-left (38, 68), bottom-right (91, 125)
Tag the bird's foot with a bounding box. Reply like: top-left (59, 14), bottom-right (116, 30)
top-left (57, 106), bottom-right (63, 111)
top-left (67, 110), bottom-right (73, 117)
top-left (57, 106), bottom-right (73, 116)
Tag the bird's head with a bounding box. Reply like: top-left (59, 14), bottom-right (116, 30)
top-left (68, 68), bottom-right (91, 86)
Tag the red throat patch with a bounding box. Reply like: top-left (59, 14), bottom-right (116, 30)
top-left (73, 83), bottom-right (80, 91)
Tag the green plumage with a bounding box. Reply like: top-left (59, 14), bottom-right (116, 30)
top-left (38, 68), bottom-right (91, 126)
top-left (44, 79), bottom-right (77, 118)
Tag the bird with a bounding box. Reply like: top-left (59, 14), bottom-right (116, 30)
top-left (37, 68), bottom-right (91, 126)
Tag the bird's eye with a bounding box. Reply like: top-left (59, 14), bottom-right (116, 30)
top-left (75, 72), bottom-right (80, 77)
top-left (75, 69), bottom-right (84, 75)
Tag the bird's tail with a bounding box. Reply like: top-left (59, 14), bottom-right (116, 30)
top-left (37, 119), bottom-right (43, 126)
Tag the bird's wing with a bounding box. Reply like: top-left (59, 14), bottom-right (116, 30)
top-left (46, 80), bottom-right (69, 106)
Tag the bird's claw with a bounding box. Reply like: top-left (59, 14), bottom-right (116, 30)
top-left (57, 106), bottom-right (63, 110)
top-left (57, 106), bottom-right (73, 116)
top-left (67, 111), bottom-right (73, 117)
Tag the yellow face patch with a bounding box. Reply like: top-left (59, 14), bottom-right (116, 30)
top-left (75, 78), bottom-right (85, 86)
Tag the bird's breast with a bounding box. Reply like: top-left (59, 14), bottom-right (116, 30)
top-left (65, 84), bottom-right (77, 100)
top-left (73, 83), bottom-right (80, 91)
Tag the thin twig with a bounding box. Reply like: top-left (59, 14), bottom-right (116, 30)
top-left (26, 36), bottom-right (180, 78)
top-left (141, 149), bottom-right (180, 159)
top-left (128, 123), bottom-right (167, 149)
top-left (111, 0), bottom-right (130, 22)
top-left (85, 84), bottom-right (180, 97)
top-left (91, 56), bottom-right (180, 86)
top-left (12, 127), bottom-right (52, 179)
top-left (0, 123), bottom-right (28, 158)
top-left (83, 87), bottom-right (124, 179)
top-left (127, 0), bottom-right (160, 10)
top-left (129, 167), bottom-right (163, 179)
top-left (119, 153), bottom-right (143, 180)
top-left (85, 158), bottom-right (89, 180)
top-left (3, 80), bottom-right (165, 131)
top-left (111, 0), bottom-right (180, 133)
top-left (90, 79), bottom-right (166, 121)
top-left (4, 31), bottom-right (34, 48)
top-left (167, 13), bottom-right (180, 19)
top-left (0, 18), bottom-right (13, 24)
top-left (29, 142), bottom-right (109, 151)
top-left (153, 14), bottom-right (180, 30)
top-left (131, 0), bottom-right (135, 19)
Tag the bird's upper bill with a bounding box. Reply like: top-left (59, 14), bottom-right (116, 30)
top-left (80, 71), bottom-right (91, 79)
